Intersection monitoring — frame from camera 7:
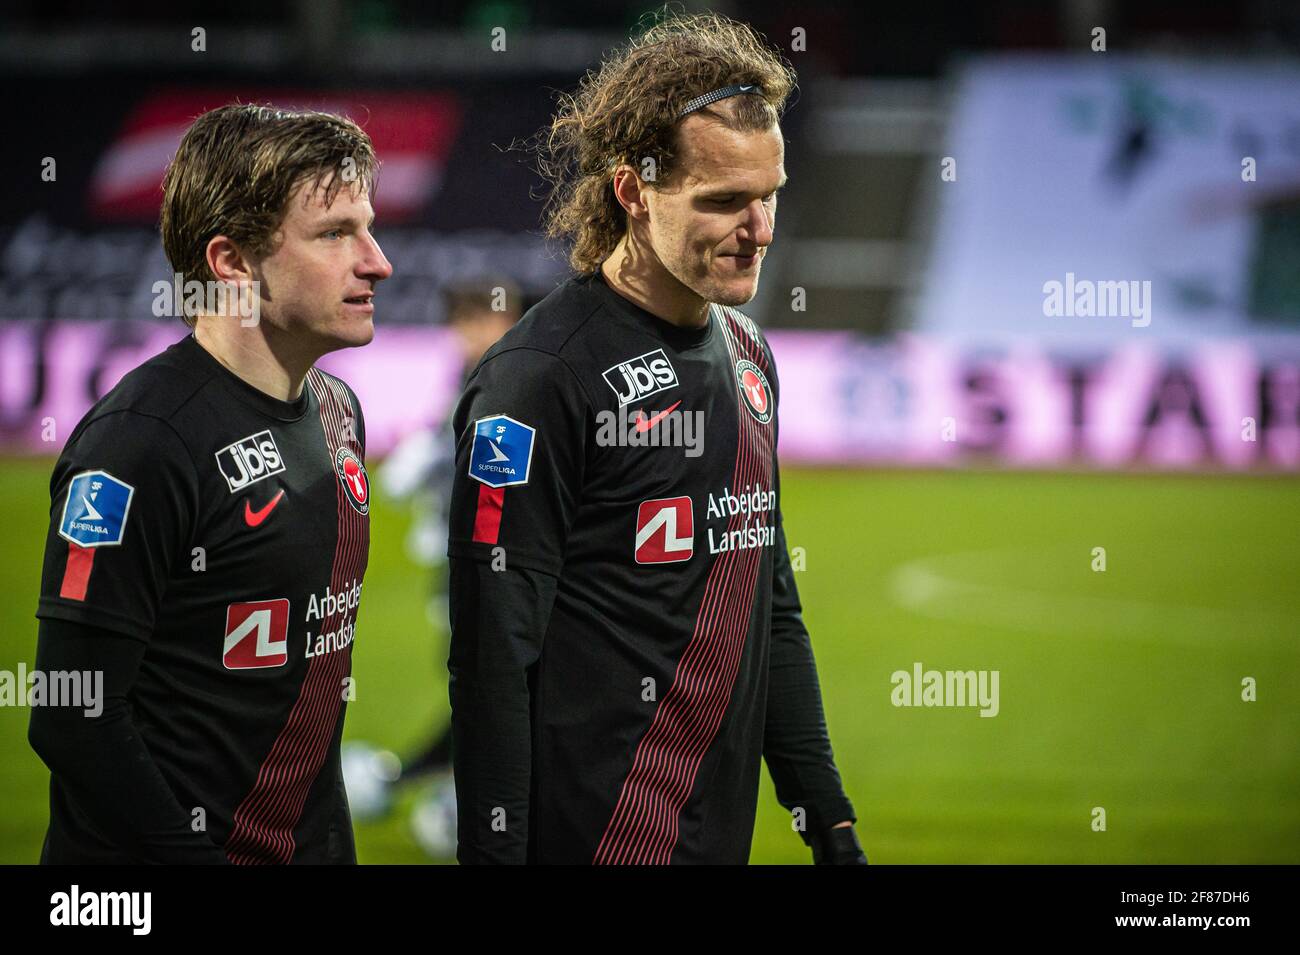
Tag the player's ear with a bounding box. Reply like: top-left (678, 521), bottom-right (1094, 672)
top-left (205, 235), bottom-right (255, 284)
top-left (610, 164), bottom-right (650, 221)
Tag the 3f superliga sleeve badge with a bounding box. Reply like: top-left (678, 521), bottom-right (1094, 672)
top-left (468, 414), bottom-right (536, 488)
top-left (58, 470), bottom-right (135, 547)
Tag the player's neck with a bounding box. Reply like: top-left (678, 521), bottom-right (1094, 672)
top-left (193, 318), bottom-right (315, 402)
top-left (600, 237), bottom-right (710, 330)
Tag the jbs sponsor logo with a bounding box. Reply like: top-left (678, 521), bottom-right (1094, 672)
top-left (216, 430), bottom-right (285, 492)
top-left (603, 348), bottom-right (678, 406)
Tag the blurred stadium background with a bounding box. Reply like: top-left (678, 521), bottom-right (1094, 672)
top-left (1, 0), bottom-right (1298, 863)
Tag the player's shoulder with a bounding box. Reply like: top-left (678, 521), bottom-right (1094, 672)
top-left (77, 335), bottom-right (218, 433)
top-left (466, 275), bottom-right (606, 403)
top-left (54, 337), bottom-right (222, 484)
top-left (483, 273), bottom-right (605, 365)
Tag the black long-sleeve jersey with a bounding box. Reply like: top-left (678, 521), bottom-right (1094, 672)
top-left (33, 334), bottom-right (370, 864)
top-left (447, 271), bottom-right (855, 864)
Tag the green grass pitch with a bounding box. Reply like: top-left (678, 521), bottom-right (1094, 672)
top-left (1, 456), bottom-right (1296, 863)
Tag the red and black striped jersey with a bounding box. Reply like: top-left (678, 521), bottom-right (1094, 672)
top-left (447, 271), bottom-right (854, 864)
top-left (35, 334), bottom-right (370, 864)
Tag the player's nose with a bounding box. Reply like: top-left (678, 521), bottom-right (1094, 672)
top-left (742, 198), bottom-right (774, 248)
top-left (357, 231), bottom-right (394, 282)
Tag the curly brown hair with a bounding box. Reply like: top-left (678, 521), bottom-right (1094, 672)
top-left (161, 104), bottom-right (379, 325)
top-left (536, 10), bottom-right (796, 274)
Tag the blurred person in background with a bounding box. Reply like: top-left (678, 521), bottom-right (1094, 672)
top-left (345, 278), bottom-right (520, 857)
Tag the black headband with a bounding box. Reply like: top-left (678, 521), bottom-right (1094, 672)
top-left (677, 84), bottom-right (764, 119)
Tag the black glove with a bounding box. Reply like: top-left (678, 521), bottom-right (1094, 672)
top-left (812, 826), bottom-right (868, 865)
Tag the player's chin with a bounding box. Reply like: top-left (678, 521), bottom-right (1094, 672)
top-left (709, 273), bottom-right (761, 307)
top-left (326, 312), bottom-right (376, 348)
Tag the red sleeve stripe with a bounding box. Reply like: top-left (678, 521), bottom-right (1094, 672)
top-left (472, 484), bottom-right (505, 545)
top-left (59, 542), bottom-right (95, 601)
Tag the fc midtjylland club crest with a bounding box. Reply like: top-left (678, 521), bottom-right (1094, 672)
top-left (335, 447), bottom-right (370, 515)
top-left (735, 359), bottom-right (773, 424)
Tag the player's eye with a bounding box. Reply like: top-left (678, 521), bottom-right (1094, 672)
top-left (322, 229), bottom-right (343, 240)
top-left (709, 196), bottom-right (736, 206)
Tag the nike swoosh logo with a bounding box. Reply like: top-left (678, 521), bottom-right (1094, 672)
top-left (244, 489), bottom-right (285, 527)
top-left (633, 400), bottom-right (683, 433)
